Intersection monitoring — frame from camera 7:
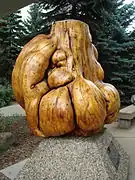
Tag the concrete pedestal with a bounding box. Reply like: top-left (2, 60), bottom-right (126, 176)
top-left (16, 130), bottom-right (129, 180)
top-left (118, 119), bottom-right (132, 129)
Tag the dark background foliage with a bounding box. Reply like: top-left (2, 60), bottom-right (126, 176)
top-left (0, 0), bottom-right (135, 106)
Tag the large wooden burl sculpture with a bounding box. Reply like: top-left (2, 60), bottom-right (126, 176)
top-left (12, 20), bottom-right (120, 137)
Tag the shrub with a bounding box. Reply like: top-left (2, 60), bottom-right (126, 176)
top-left (0, 78), bottom-right (13, 107)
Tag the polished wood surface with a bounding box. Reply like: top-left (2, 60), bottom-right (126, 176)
top-left (12, 20), bottom-right (120, 137)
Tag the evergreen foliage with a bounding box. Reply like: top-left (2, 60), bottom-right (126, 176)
top-left (0, 18), bottom-right (10, 79)
top-left (0, 10), bottom-right (24, 80)
top-left (96, 1), bottom-right (135, 104)
top-left (0, 0), bottom-right (135, 105)
top-left (22, 3), bottom-right (46, 42)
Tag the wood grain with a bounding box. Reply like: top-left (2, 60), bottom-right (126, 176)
top-left (12, 20), bottom-right (120, 137)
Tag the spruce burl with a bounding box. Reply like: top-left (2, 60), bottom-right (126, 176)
top-left (12, 20), bottom-right (120, 137)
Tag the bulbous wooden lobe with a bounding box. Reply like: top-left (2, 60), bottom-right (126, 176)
top-left (48, 67), bottom-right (74, 88)
top-left (39, 87), bottom-right (75, 137)
top-left (70, 76), bottom-right (107, 132)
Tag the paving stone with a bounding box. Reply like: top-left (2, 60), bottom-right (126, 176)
top-left (0, 104), bottom-right (25, 117)
top-left (0, 159), bottom-right (29, 180)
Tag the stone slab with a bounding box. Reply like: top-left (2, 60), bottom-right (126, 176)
top-left (16, 130), bottom-right (129, 180)
top-left (0, 104), bottom-right (25, 117)
top-left (118, 105), bottom-right (135, 120)
top-left (0, 159), bottom-right (29, 180)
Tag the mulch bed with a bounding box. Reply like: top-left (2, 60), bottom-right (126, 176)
top-left (0, 116), bottom-right (43, 170)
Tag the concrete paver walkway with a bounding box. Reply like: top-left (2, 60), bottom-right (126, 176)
top-left (0, 159), bottom-right (29, 180)
top-left (0, 104), bottom-right (25, 117)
